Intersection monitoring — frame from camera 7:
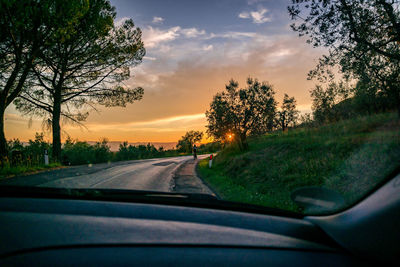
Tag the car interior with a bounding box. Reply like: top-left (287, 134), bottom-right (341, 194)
top-left (0, 170), bottom-right (399, 266)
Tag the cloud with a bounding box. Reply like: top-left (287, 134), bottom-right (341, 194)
top-left (142, 26), bottom-right (181, 48)
top-left (119, 34), bottom-right (325, 124)
top-left (247, 0), bottom-right (268, 5)
top-left (238, 12), bottom-right (250, 19)
top-left (207, 31), bottom-right (257, 39)
top-left (142, 26), bottom-right (207, 48)
top-left (202, 44), bottom-right (213, 51)
top-left (239, 7), bottom-right (271, 24)
top-left (84, 114), bottom-right (206, 135)
top-left (143, 26), bottom-right (256, 51)
top-left (143, 56), bottom-right (157, 61)
top-left (181, 28), bottom-right (206, 38)
top-left (152, 16), bottom-right (164, 24)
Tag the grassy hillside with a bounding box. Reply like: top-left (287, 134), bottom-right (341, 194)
top-left (198, 112), bottom-right (400, 214)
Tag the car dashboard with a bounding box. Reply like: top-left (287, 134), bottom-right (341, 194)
top-left (0, 196), bottom-right (368, 266)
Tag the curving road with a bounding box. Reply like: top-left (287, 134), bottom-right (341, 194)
top-left (1, 155), bottom-right (210, 194)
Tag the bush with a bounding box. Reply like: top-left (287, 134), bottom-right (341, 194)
top-left (5, 133), bottom-right (52, 167)
top-left (115, 142), bottom-right (161, 161)
top-left (61, 138), bottom-right (112, 165)
top-left (198, 141), bottom-right (222, 154)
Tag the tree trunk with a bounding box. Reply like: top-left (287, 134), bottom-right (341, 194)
top-left (397, 102), bottom-right (400, 119)
top-left (281, 112), bottom-right (286, 132)
top-left (52, 92), bottom-right (62, 162)
top-left (0, 103), bottom-right (7, 162)
top-left (397, 91), bottom-right (400, 118)
top-left (238, 132), bottom-right (248, 151)
top-left (281, 120), bottom-right (286, 132)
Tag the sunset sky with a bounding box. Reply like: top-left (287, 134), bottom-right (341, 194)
top-left (5, 0), bottom-right (326, 143)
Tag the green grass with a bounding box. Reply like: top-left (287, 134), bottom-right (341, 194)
top-left (197, 112), bottom-right (400, 214)
top-left (0, 163), bottom-right (63, 179)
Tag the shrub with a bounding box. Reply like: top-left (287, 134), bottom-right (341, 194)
top-left (61, 138), bottom-right (112, 165)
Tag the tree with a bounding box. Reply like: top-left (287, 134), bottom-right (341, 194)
top-left (299, 112), bottom-right (313, 127)
top-left (288, 0), bottom-right (400, 61)
top-left (14, 0), bottom-right (145, 161)
top-left (0, 0), bottom-right (64, 157)
top-left (352, 75), bottom-right (392, 115)
top-left (206, 78), bottom-right (277, 150)
top-left (276, 94), bottom-right (299, 131)
top-left (310, 82), bottom-right (352, 124)
top-left (346, 51), bottom-right (400, 115)
top-left (288, 0), bottom-right (400, 116)
top-left (176, 131), bottom-right (203, 153)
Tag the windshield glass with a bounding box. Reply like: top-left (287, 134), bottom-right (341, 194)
top-left (1, 0), bottom-right (399, 215)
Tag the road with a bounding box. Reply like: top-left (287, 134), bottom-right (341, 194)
top-left (0, 155), bottom-right (212, 194)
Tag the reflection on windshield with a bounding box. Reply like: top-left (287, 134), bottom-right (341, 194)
top-left (0, 0), bottom-right (399, 215)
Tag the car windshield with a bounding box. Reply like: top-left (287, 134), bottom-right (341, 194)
top-left (1, 0), bottom-right (399, 215)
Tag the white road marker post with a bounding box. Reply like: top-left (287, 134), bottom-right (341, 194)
top-left (44, 149), bottom-right (49, 166)
top-left (209, 154), bottom-right (213, 168)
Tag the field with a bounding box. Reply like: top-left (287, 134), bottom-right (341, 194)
top-left (197, 112), bottom-right (400, 214)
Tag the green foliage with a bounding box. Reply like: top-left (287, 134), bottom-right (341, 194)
top-left (289, 0), bottom-right (400, 116)
top-left (310, 82), bottom-right (353, 124)
top-left (0, 132), bottom-right (62, 177)
top-left (298, 112), bottom-right (313, 127)
top-left (289, 0), bottom-right (400, 61)
top-left (115, 142), bottom-right (161, 161)
top-left (206, 77), bottom-right (277, 150)
top-left (62, 138), bottom-right (111, 165)
top-left (176, 131), bottom-right (203, 153)
top-left (352, 76), bottom-right (397, 115)
top-left (198, 112), bottom-right (400, 214)
top-left (0, 0), bottom-right (67, 155)
top-left (4, 132), bottom-right (52, 166)
top-left (276, 94), bottom-right (299, 131)
top-left (198, 141), bottom-right (222, 154)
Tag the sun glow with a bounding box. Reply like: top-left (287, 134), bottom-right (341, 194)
top-left (227, 133), bottom-right (234, 141)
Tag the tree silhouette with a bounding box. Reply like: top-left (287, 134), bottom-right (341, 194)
top-left (310, 82), bottom-right (352, 124)
top-left (289, 0), bottom-right (400, 116)
top-left (206, 78), bottom-right (277, 150)
top-left (14, 0), bottom-right (145, 161)
top-left (0, 0), bottom-right (75, 157)
top-left (277, 94), bottom-right (299, 131)
top-left (177, 131), bottom-right (203, 153)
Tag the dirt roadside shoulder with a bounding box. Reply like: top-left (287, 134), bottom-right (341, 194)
top-left (172, 158), bottom-right (218, 197)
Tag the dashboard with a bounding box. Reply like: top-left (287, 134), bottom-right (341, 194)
top-left (0, 196), bottom-right (369, 266)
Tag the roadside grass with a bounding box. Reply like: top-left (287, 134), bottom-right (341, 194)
top-left (0, 163), bottom-right (63, 179)
top-left (197, 112), bottom-right (400, 214)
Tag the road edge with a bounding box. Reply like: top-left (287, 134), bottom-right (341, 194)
top-left (194, 159), bottom-right (221, 199)
top-left (168, 159), bottom-right (189, 192)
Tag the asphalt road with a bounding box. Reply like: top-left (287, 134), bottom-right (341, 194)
top-left (0, 155), bottom-right (210, 193)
